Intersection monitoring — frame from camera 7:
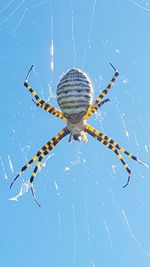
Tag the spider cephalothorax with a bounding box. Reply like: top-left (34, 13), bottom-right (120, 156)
top-left (10, 63), bottom-right (149, 206)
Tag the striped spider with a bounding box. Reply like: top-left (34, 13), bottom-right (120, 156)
top-left (10, 63), bottom-right (148, 206)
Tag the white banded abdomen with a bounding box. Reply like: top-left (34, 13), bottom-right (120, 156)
top-left (57, 68), bottom-right (93, 120)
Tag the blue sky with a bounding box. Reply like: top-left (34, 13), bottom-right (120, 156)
top-left (0, 0), bottom-right (150, 266)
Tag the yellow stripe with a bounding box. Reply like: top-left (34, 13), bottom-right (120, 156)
top-left (82, 132), bottom-right (88, 142)
top-left (101, 92), bottom-right (105, 97)
top-left (49, 140), bottom-right (55, 148)
top-left (54, 134), bottom-right (60, 140)
top-left (42, 103), bottom-right (46, 108)
top-left (60, 130), bottom-right (65, 135)
top-left (63, 117), bottom-right (67, 122)
top-left (124, 163), bottom-right (128, 169)
top-left (27, 85), bottom-right (31, 90)
top-left (46, 106), bottom-right (51, 111)
top-left (36, 161), bottom-right (41, 167)
top-left (87, 125), bottom-right (92, 131)
top-left (97, 97), bottom-right (101, 102)
top-left (37, 98), bottom-right (41, 103)
top-left (95, 130), bottom-right (99, 135)
top-left (113, 141), bottom-right (117, 146)
top-left (31, 91), bottom-right (36, 97)
top-left (33, 155), bottom-right (38, 161)
top-left (117, 154), bottom-right (122, 160)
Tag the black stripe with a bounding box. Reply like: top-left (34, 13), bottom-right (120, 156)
top-left (30, 176), bottom-right (34, 183)
top-left (64, 111), bottom-right (86, 118)
top-left (29, 88), bottom-right (33, 93)
top-left (59, 101), bottom-right (89, 107)
top-left (24, 81), bottom-right (28, 87)
top-left (57, 88), bottom-right (91, 96)
top-left (126, 167), bottom-right (131, 174)
top-left (58, 77), bottom-right (91, 86)
top-left (34, 95), bottom-right (40, 101)
top-left (57, 94), bottom-right (91, 100)
top-left (40, 100), bottom-right (45, 105)
top-left (131, 155), bottom-right (137, 160)
top-left (22, 165), bottom-right (28, 172)
top-left (57, 83), bottom-right (91, 92)
top-left (120, 158), bottom-right (126, 165)
top-left (107, 84), bottom-right (111, 89)
top-left (61, 103), bottom-right (88, 109)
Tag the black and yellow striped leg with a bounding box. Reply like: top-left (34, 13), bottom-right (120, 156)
top-left (85, 125), bottom-right (131, 187)
top-left (32, 99), bottom-right (67, 122)
top-left (86, 63), bottom-right (119, 119)
top-left (10, 127), bottom-right (70, 190)
top-left (29, 128), bottom-right (70, 206)
top-left (85, 99), bottom-right (109, 120)
top-left (85, 124), bottom-right (149, 187)
top-left (92, 62), bottom-right (119, 106)
top-left (24, 65), bottom-right (67, 122)
top-left (85, 124), bottom-right (149, 168)
top-left (29, 149), bottom-right (51, 207)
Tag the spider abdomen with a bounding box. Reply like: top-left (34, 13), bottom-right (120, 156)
top-left (57, 68), bottom-right (93, 120)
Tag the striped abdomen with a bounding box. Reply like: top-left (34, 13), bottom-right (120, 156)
top-left (57, 68), bottom-right (93, 120)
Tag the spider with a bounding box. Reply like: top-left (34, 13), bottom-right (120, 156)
top-left (10, 63), bottom-right (148, 207)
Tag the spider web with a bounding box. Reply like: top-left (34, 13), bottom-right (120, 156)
top-left (1, 0), bottom-right (150, 266)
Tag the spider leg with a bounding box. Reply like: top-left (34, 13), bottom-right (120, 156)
top-left (32, 99), bottom-right (67, 122)
top-left (85, 124), bottom-right (149, 187)
top-left (86, 63), bottom-right (119, 120)
top-left (24, 65), bottom-right (66, 122)
top-left (85, 125), bottom-right (131, 187)
top-left (86, 124), bottom-right (149, 167)
top-left (84, 99), bottom-right (109, 120)
top-left (29, 148), bottom-right (53, 207)
top-left (10, 127), bottom-right (70, 189)
top-left (29, 126), bottom-right (71, 206)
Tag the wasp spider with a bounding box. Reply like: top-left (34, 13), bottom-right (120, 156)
top-left (10, 63), bottom-right (149, 206)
